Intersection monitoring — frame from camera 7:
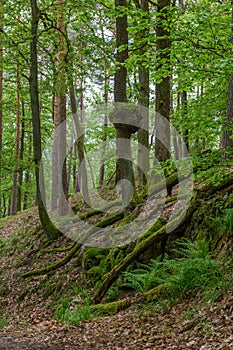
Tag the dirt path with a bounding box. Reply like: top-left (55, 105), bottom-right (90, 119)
top-left (1, 292), bottom-right (233, 350)
top-left (0, 335), bottom-right (55, 350)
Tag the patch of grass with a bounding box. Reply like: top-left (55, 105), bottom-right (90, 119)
top-left (182, 308), bottom-right (199, 321)
top-left (54, 298), bottom-right (91, 325)
top-left (54, 287), bottom-right (92, 325)
top-left (0, 310), bottom-right (7, 328)
top-left (0, 281), bottom-right (7, 296)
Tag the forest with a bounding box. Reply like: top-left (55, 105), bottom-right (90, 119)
top-left (0, 0), bottom-right (233, 349)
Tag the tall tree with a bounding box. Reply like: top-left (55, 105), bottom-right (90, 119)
top-left (30, 0), bottom-right (60, 239)
top-left (137, 0), bottom-right (149, 187)
top-left (222, 0), bottom-right (233, 150)
top-left (155, 0), bottom-right (171, 162)
top-left (68, 63), bottom-right (90, 204)
top-left (0, 1), bottom-right (3, 218)
top-left (11, 68), bottom-right (21, 215)
top-left (111, 0), bottom-right (139, 212)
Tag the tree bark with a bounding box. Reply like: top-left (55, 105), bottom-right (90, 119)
top-left (155, 0), bottom-right (171, 162)
top-left (56, 0), bottom-right (68, 215)
top-left (0, 2), bottom-right (3, 218)
top-left (113, 0), bottom-right (138, 213)
top-left (180, 90), bottom-right (189, 157)
top-left (222, 0), bottom-right (233, 150)
top-left (137, 0), bottom-right (149, 187)
top-left (17, 101), bottom-right (25, 212)
top-left (68, 64), bottom-right (90, 204)
top-left (11, 68), bottom-right (21, 215)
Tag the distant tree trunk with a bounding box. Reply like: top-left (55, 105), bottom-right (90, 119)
top-left (99, 111), bottom-right (108, 186)
top-left (17, 101), bottom-right (25, 212)
top-left (67, 130), bottom-right (74, 193)
top-left (0, 2), bottom-right (3, 218)
top-left (99, 20), bottom-right (109, 186)
top-left (180, 91), bottom-right (189, 157)
top-left (68, 66), bottom-right (90, 204)
top-left (23, 133), bottom-right (32, 210)
top-left (137, 0), bottom-right (149, 187)
top-left (51, 92), bottom-right (59, 209)
top-left (30, 0), bottom-right (60, 239)
top-left (222, 0), bottom-right (233, 150)
top-left (155, 0), bottom-right (171, 163)
top-left (11, 68), bottom-right (21, 215)
top-left (56, 0), bottom-right (68, 215)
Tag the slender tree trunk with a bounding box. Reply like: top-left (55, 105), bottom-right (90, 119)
top-left (0, 2), bottom-right (3, 218)
top-left (51, 92), bottom-right (59, 209)
top-left (68, 66), bottom-right (90, 204)
top-left (23, 133), bottom-right (32, 210)
top-left (180, 90), bottom-right (189, 157)
top-left (29, 0), bottom-right (60, 239)
top-left (155, 0), bottom-right (171, 162)
top-left (11, 68), bottom-right (21, 215)
top-left (137, 0), bottom-right (149, 187)
top-left (17, 101), bottom-right (25, 212)
top-left (99, 16), bottom-right (109, 186)
top-left (56, 0), bottom-right (68, 215)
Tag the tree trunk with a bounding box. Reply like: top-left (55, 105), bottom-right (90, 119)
top-left (68, 64), bottom-right (90, 204)
top-left (113, 0), bottom-right (138, 213)
top-left (56, 0), bottom-right (68, 215)
top-left (99, 18), bottom-right (109, 186)
top-left (222, 0), bottom-right (233, 150)
top-left (23, 133), bottom-right (32, 210)
top-left (155, 0), bottom-right (171, 163)
top-left (137, 0), bottom-right (149, 187)
top-left (180, 90), bottom-right (189, 157)
top-left (11, 68), bottom-right (21, 215)
top-left (29, 0), bottom-right (60, 240)
top-left (17, 101), bottom-right (25, 212)
top-left (0, 2), bottom-right (3, 218)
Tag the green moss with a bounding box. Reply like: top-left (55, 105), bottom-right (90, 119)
top-left (91, 298), bottom-right (130, 315)
top-left (137, 217), bottom-right (166, 243)
top-left (82, 247), bottom-right (109, 270)
top-left (87, 266), bottom-right (104, 284)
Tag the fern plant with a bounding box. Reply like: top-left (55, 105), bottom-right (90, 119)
top-left (124, 239), bottom-right (227, 303)
top-left (123, 258), bottom-right (167, 293)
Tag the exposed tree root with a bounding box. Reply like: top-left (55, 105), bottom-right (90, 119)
top-left (91, 284), bottom-right (166, 315)
top-left (93, 216), bottom-right (169, 304)
top-left (93, 175), bottom-right (233, 304)
top-left (22, 242), bottom-right (81, 278)
top-left (21, 211), bottom-right (126, 278)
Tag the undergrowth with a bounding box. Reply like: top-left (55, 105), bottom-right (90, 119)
top-left (54, 288), bottom-right (92, 325)
top-left (124, 238), bottom-right (233, 304)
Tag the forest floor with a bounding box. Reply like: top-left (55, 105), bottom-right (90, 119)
top-left (0, 204), bottom-right (233, 349)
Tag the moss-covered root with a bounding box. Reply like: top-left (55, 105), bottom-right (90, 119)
top-left (91, 284), bottom-right (166, 315)
top-left (21, 242), bottom-right (81, 278)
top-left (93, 217), bottom-right (166, 304)
top-left (74, 200), bottom-right (122, 220)
top-left (21, 211), bottom-right (126, 279)
top-left (93, 189), bottom-right (202, 305)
